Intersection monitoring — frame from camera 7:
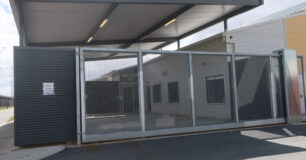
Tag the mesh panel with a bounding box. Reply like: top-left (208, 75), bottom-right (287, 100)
top-left (235, 56), bottom-right (272, 121)
top-left (81, 49), bottom-right (286, 137)
top-left (192, 55), bottom-right (234, 126)
top-left (84, 52), bottom-right (140, 135)
top-left (143, 54), bottom-right (192, 130)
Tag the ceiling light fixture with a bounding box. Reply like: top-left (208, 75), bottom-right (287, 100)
top-left (87, 37), bottom-right (93, 43)
top-left (164, 18), bottom-right (176, 26)
top-left (99, 19), bottom-right (108, 28)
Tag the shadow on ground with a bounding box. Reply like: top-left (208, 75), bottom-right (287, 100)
top-left (45, 123), bottom-right (306, 160)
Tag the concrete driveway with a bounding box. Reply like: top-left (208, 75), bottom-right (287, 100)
top-left (0, 108), bottom-right (13, 125)
top-left (0, 122), bottom-right (14, 153)
top-left (46, 123), bottom-right (306, 160)
top-left (0, 108), bottom-right (14, 153)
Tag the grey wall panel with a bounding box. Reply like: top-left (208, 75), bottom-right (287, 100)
top-left (14, 47), bottom-right (76, 146)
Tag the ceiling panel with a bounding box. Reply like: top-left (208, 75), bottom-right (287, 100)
top-left (94, 4), bottom-right (183, 40)
top-left (15, 0), bottom-right (259, 49)
top-left (147, 5), bottom-right (241, 38)
top-left (23, 2), bottom-right (110, 43)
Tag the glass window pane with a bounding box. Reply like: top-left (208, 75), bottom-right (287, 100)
top-left (153, 84), bottom-right (162, 103)
top-left (168, 82), bottom-right (179, 103)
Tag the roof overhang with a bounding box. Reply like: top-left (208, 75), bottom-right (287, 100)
top-left (10, 0), bottom-right (263, 50)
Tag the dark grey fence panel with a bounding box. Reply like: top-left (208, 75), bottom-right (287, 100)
top-left (14, 47), bottom-right (76, 146)
top-left (86, 81), bottom-right (120, 114)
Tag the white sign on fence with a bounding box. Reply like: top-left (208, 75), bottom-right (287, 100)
top-left (43, 82), bottom-right (55, 96)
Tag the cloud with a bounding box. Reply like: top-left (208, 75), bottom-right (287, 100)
top-left (0, 1), bottom-right (18, 97)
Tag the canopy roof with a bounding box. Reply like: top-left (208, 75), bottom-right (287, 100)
top-left (10, 0), bottom-right (263, 51)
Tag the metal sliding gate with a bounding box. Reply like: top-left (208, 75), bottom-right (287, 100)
top-left (76, 48), bottom-right (305, 144)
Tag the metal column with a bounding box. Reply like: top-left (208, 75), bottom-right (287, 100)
top-left (269, 56), bottom-right (277, 119)
top-left (79, 50), bottom-right (86, 140)
top-left (231, 55), bottom-right (239, 122)
top-left (188, 53), bottom-right (196, 127)
top-left (138, 51), bottom-right (146, 131)
top-left (75, 48), bottom-right (81, 145)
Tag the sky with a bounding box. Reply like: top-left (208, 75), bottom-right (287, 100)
top-left (0, 0), bottom-right (306, 97)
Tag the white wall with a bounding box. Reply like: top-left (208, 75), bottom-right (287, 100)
top-left (226, 19), bottom-right (286, 54)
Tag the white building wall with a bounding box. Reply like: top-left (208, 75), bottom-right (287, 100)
top-left (182, 34), bottom-right (226, 52)
top-left (226, 19), bottom-right (286, 54)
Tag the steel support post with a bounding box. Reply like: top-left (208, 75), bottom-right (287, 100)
top-left (79, 50), bottom-right (86, 140)
top-left (231, 55), bottom-right (239, 122)
top-left (138, 51), bottom-right (146, 131)
top-left (269, 56), bottom-right (277, 119)
top-left (75, 48), bottom-right (81, 145)
top-left (188, 53), bottom-right (196, 127)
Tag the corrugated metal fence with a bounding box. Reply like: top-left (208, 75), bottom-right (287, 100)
top-left (14, 47), bottom-right (76, 146)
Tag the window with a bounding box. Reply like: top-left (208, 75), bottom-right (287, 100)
top-left (168, 82), bottom-right (179, 103)
top-left (206, 75), bottom-right (225, 103)
top-left (153, 84), bottom-right (162, 103)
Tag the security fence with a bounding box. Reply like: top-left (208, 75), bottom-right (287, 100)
top-left (77, 48), bottom-right (305, 143)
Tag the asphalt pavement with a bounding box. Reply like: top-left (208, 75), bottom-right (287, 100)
top-left (45, 123), bottom-right (306, 160)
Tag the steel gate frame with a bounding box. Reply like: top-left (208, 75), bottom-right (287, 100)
top-left (75, 47), bottom-right (301, 144)
top-left (297, 55), bottom-right (306, 122)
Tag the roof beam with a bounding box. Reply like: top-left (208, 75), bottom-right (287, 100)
top-left (106, 4), bottom-right (194, 58)
top-left (85, 4), bottom-right (118, 45)
top-left (27, 37), bottom-right (176, 47)
top-left (85, 55), bottom-right (137, 61)
top-left (23, 0), bottom-right (262, 6)
top-left (128, 4), bottom-right (194, 46)
top-left (13, 0), bottom-right (28, 46)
